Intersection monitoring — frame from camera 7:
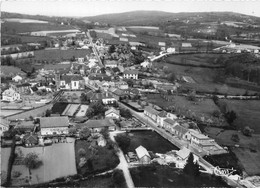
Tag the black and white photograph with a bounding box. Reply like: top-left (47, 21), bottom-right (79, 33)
top-left (1, 0), bottom-right (260, 187)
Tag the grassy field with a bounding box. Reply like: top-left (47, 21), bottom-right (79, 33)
top-left (34, 49), bottom-right (92, 61)
top-left (75, 140), bottom-right (119, 176)
top-left (12, 140), bottom-right (77, 186)
top-left (218, 99), bottom-right (260, 133)
top-left (1, 147), bottom-right (11, 182)
top-left (62, 104), bottom-right (80, 116)
top-left (75, 105), bottom-right (89, 117)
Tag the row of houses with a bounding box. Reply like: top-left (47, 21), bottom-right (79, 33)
top-left (144, 106), bottom-right (226, 155)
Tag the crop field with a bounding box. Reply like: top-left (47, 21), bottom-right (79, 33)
top-left (34, 49), bottom-right (92, 61)
top-left (62, 104), bottom-right (80, 116)
top-left (1, 147), bottom-right (11, 179)
top-left (11, 139), bottom-right (77, 185)
top-left (218, 99), bottom-right (260, 133)
top-left (2, 22), bottom-right (74, 34)
top-left (75, 105), bottom-right (89, 117)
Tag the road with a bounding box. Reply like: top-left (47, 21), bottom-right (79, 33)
top-left (110, 132), bottom-right (135, 188)
top-left (118, 101), bottom-right (243, 188)
top-left (86, 31), bottom-right (104, 68)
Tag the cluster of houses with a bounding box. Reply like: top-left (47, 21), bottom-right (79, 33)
top-left (144, 106), bottom-right (227, 155)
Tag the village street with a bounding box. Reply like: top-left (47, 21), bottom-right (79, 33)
top-left (110, 132), bottom-right (135, 188)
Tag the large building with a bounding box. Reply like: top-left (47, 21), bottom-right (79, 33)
top-left (40, 116), bottom-right (70, 135)
top-left (123, 70), bottom-right (138, 80)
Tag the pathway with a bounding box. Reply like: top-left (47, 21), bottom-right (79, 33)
top-left (110, 132), bottom-right (135, 188)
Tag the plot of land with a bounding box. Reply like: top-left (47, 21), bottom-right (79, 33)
top-left (1, 147), bottom-right (11, 177)
top-left (75, 105), bottom-right (89, 117)
top-left (51, 102), bottom-right (68, 114)
top-left (0, 110), bottom-right (24, 117)
top-left (62, 91), bottom-right (85, 103)
top-left (219, 99), bottom-right (260, 133)
top-left (62, 104), bottom-right (80, 116)
top-left (11, 138), bottom-right (77, 185)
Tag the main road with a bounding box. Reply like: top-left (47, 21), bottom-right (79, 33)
top-left (86, 31), bottom-right (104, 68)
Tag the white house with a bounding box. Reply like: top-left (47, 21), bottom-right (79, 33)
top-left (144, 106), bottom-right (160, 122)
top-left (2, 88), bottom-right (21, 102)
top-left (140, 60), bottom-right (152, 68)
top-left (40, 116), bottom-right (69, 136)
top-left (59, 75), bottom-right (84, 90)
top-left (0, 118), bottom-right (9, 136)
top-left (156, 111), bottom-right (167, 127)
top-left (167, 48), bottom-right (176, 53)
top-left (135, 145), bottom-right (151, 164)
top-left (175, 147), bottom-right (198, 168)
top-left (105, 107), bottom-right (120, 119)
top-left (123, 70), bottom-right (138, 80)
top-left (12, 75), bottom-right (23, 82)
top-left (105, 60), bottom-right (118, 68)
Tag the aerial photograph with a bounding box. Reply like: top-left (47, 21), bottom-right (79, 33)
top-left (1, 0), bottom-right (260, 187)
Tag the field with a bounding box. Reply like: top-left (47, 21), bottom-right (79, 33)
top-left (1, 147), bottom-right (11, 182)
top-left (75, 105), bottom-right (89, 117)
top-left (2, 22), bottom-right (74, 34)
top-left (75, 140), bottom-right (119, 175)
top-left (34, 49), bottom-right (92, 61)
top-left (4, 18), bottom-right (49, 23)
top-left (130, 164), bottom-right (228, 187)
top-left (218, 99), bottom-right (260, 133)
top-left (11, 138), bottom-right (77, 186)
top-left (62, 104), bottom-right (80, 116)
top-left (51, 102), bottom-right (68, 114)
top-left (0, 110), bottom-right (24, 117)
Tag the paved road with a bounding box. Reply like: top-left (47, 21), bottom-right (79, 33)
top-left (86, 31), bottom-right (104, 68)
top-left (110, 132), bottom-right (135, 188)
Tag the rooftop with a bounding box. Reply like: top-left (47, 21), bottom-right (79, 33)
top-left (135, 145), bottom-right (151, 159)
top-left (40, 116), bottom-right (69, 128)
top-left (124, 69), bottom-right (139, 75)
top-left (144, 106), bottom-right (160, 115)
top-left (176, 147), bottom-right (191, 160)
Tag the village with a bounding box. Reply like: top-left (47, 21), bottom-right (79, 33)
top-left (2, 9), bottom-right (260, 188)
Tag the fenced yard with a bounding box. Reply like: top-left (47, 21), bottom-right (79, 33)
top-left (75, 105), bottom-right (89, 117)
top-left (11, 138), bottom-right (77, 186)
top-left (62, 104), bottom-right (80, 116)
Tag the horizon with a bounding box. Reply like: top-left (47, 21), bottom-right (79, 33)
top-left (2, 0), bottom-right (260, 18)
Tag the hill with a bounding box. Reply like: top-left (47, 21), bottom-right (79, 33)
top-left (81, 10), bottom-right (260, 26)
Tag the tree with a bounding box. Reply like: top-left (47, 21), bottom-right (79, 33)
top-left (183, 153), bottom-right (200, 177)
top-left (112, 169), bottom-right (125, 188)
top-left (225, 110), bottom-right (237, 124)
top-left (100, 128), bottom-right (109, 140)
top-left (212, 110), bottom-right (221, 118)
top-left (78, 148), bottom-right (87, 157)
top-left (115, 134), bottom-right (131, 153)
top-left (243, 126), bottom-right (254, 137)
top-left (45, 109), bottom-right (52, 117)
top-left (23, 152), bottom-right (42, 175)
top-left (79, 127), bottom-right (91, 139)
top-left (108, 45), bottom-right (116, 54)
top-left (86, 100), bottom-right (106, 118)
top-left (187, 90), bottom-right (196, 101)
top-left (231, 134), bottom-right (240, 142)
top-left (80, 93), bottom-right (89, 103)
top-left (120, 108), bottom-right (132, 119)
top-left (167, 72), bottom-right (176, 82)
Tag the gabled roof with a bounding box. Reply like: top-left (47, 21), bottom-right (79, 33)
top-left (158, 111), bottom-right (167, 117)
top-left (2, 88), bottom-right (18, 97)
top-left (164, 118), bottom-right (176, 125)
top-left (191, 132), bottom-right (211, 140)
top-left (112, 88), bottom-right (126, 96)
top-left (40, 116), bottom-right (69, 128)
top-left (135, 145), bottom-right (151, 159)
top-left (173, 125), bottom-right (189, 136)
top-left (144, 106), bottom-right (160, 115)
top-left (176, 147), bottom-right (190, 160)
top-left (23, 134), bottom-right (38, 144)
top-left (60, 75), bottom-right (83, 83)
top-left (90, 92), bottom-right (114, 100)
top-left (124, 70), bottom-right (138, 75)
top-left (105, 107), bottom-right (120, 116)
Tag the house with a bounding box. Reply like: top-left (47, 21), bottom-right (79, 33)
top-left (182, 43), bottom-right (192, 48)
top-left (172, 125), bottom-right (190, 140)
top-left (90, 92), bottom-right (116, 104)
top-left (77, 119), bottom-right (116, 133)
top-left (40, 116), bottom-right (70, 135)
top-left (144, 106), bottom-right (160, 122)
top-left (0, 118), bottom-right (9, 136)
top-left (14, 83), bottom-right (31, 94)
top-left (22, 133), bottom-right (38, 147)
top-left (156, 111), bottom-right (168, 127)
top-left (123, 70), bottom-right (138, 80)
top-left (12, 75), bottom-right (23, 82)
top-left (13, 120), bottom-right (36, 132)
top-left (109, 88), bottom-right (128, 100)
top-left (163, 118), bottom-right (178, 133)
top-left (58, 75), bottom-right (84, 90)
top-left (140, 60), bottom-right (152, 68)
top-left (105, 107), bottom-right (120, 119)
top-left (158, 42), bottom-right (166, 46)
top-left (2, 88), bottom-right (21, 102)
top-left (156, 84), bottom-right (178, 93)
top-left (114, 81), bottom-right (128, 90)
top-left (105, 60), bottom-right (118, 68)
top-left (190, 132), bottom-right (215, 148)
top-left (175, 147), bottom-right (198, 168)
top-left (135, 145), bottom-right (151, 164)
top-left (166, 112), bottom-right (178, 120)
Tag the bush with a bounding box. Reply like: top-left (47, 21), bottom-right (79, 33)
top-left (212, 110), bottom-right (221, 118)
top-left (231, 134), bottom-right (240, 142)
top-left (112, 169), bottom-right (125, 188)
top-left (243, 126), bottom-right (254, 137)
top-left (78, 148), bottom-right (87, 157)
top-left (12, 171), bottom-right (21, 178)
top-left (115, 134), bottom-right (131, 153)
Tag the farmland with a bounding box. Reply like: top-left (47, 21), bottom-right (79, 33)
top-left (218, 99), bottom-right (260, 133)
top-left (62, 104), bottom-right (81, 116)
top-left (11, 139), bottom-right (77, 186)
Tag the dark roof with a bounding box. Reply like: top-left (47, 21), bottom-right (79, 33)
top-left (23, 134), bottom-right (38, 144)
top-left (16, 83), bottom-right (31, 88)
top-left (157, 111), bottom-right (167, 117)
top-left (144, 106), bottom-right (160, 115)
top-left (164, 118), bottom-right (176, 125)
top-left (60, 75), bottom-right (83, 83)
top-left (77, 119), bottom-right (115, 129)
top-left (40, 116), bottom-right (69, 128)
top-left (173, 125), bottom-right (188, 136)
top-left (112, 89), bottom-right (126, 96)
top-left (90, 92), bottom-right (114, 100)
top-left (88, 74), bottom-right (111, 81)
top-left (124, 70), bottom-right (138, 75)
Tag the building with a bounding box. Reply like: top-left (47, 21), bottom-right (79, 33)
top-left (144, 106), bottom-right (160, 122)
top-left (2, 88), bottom-right (21, 102)
top-left (163, 118), bottom-right (178, 133)
top-left (97, 135), bottom-right (107, 147)
top-left (182, 43), bottom-right (192, 48)
top-left (77, 119), bottom-right (116, 133)
top-left (105, 60), bottom-right (118, 68)
top-left (90, 92), bottom-right (116, 104)
top-left (58, 75), bottom-right (84, 90)
top-left (156, 111), bottom-right (168, 127)
top-left (140, 60), bottom-right (152, 68)
top-left (22, 133), bottom-right (38, 147)
top-left (40, 116), bottom-right (70, 135)
top-left (114, 81), bottom-right (128, 90)
top-left (12, 75), bottom-right (23, 82)
top-left (14, 83), bottom-right (31, 94)
top-left (123, 70), bottom-right (138, 80)
top-left (172, 125), bottom-right (190, 140)
top-left (0, 118), bottom-right (9, 136)
top-left (105, 107), bottom-right (120, 119)
top-left (175, 147), bottom-right (198, 168)
top-left (135, 145), bottom-right (151, 164)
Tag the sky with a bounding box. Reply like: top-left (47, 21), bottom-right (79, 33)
top-left (1, 0), bottom-right (260, 18)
